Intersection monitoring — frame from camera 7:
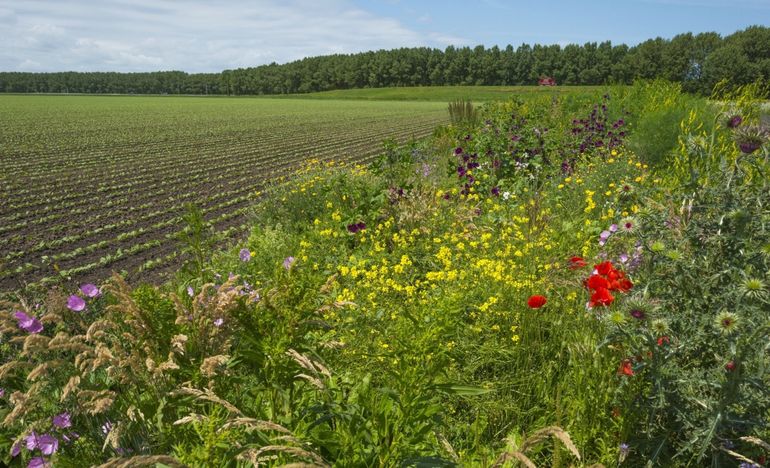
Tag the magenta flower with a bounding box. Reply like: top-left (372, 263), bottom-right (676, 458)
top-left (80, 283), bottom-right (100, 298)
top-left (37, 434), bottom-right (58, 455)
top-left (11, 441), bottom-right (21, 457)
top-left (28, 457), bottom-right (49, 468)
top-left (283, 256), bottom-right (295, 270)
top-left (66, 295), bottom-right (86, 312)
top-left (15, 311), bottom-right (43, 334)
top-left (52, 412), bottom-right (71, 429)
top-left (25, 432), bottom-right (39, 450)
top-left (239, 248), bottom-right (251, 262)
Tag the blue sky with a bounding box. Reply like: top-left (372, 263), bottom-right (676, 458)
top-left (0, 0), bottom-right (766, 73)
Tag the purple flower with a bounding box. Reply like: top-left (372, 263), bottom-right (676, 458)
top-left (618, 253), bottom-right (629, 264)
top-left (454, 147), bottom-right (463, 155)
top-left (0, 388), bottom-right (5, 398)
top-left (239, 248), bottom-right (251, 262)
top-left (25, 432), bottom-right (39, 450)
top-left (609, 224), bottom-right (618, 233)
top-left (630, 309), bottom-right (646, 320)
top-left (80, 283), bottom-right (100, 298)
top-left (187, 286), bottom-right (194, 297)
top-left (599, 230), bottom-right (612, 241)
top-left (62, 432), bottom-right (79, 444)
top-left (727, 115), bottom-right (742, 128)
top-left (214, 318), bottom-right (224, 327)
top-left (28, 457), bottom-right (49, 468)
top-left (491, 186), bottom-right (500, 197)
top-left (66, 295), bottom-right (86, 312)
top-left (37, 434), bottom-right (58, 455)
top-left (11, 441), bottom-right (21, 457)
top-left (347, 223), bottom-right (360, 233)
top-left (283, 256), bottom-right (295, 270)
top-left (15, 311), bottom-right (43, 334)
top-left (52, 412), bottom-right (71, 429)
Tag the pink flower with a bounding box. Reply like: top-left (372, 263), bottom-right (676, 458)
top-left (80, 283), bottom-right (101, 298)
top-left (15, 311), bottom-right (43, 334)
top-left (66, 295), bottom-right (86, 312)
top-left (37, 434), bottom-right (58, 455)
top-left (28, 457), bottom-right (50, 468)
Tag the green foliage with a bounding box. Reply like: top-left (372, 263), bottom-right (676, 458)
top-left (447, 99), bottom-right (479, 126)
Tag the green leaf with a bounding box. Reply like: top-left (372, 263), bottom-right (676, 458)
top-left (431, 383), bottom-right (494, 396)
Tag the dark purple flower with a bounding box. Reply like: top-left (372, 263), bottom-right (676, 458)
top-left (347, 223), bottom-right (360, 233)
top-left (491, 187), bottom-right (500, 196)
top-left (80, 283), bottom-right (100, 298)
top-left (630, 309), bottom-right (646, 320)
top-left (457, 166), bottom-right (466, 177)
top-left (739, 141), bottom-right (761, 154)
top-left (66, 295), bottom-right (86, 312)
top-left (283, 256), bottom-right (295, 270)
top-left (52, 412), bottom-right (71, 429)
top-left (15, 311), bottom-right (43, 334)
top-left (37, 435), bottom-right (58, 456)
top-left (356, 222), bottom-right (366, 231)
top-left (727, 115), bottom-right (742, 128)
top-left (239, 248), bottom-right (251, 262)
top-left (454, 147), bottom-right (463, 155)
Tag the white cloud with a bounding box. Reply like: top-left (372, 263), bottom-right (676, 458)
top-left (0, 0), bottom-right (462, 72)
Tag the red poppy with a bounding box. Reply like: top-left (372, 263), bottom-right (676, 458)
top-left (589, 287), bottom-right (614, 307)
top-left (568, 256), bottom-right (587, 269)
top-left (527, 295), bottom-right (547, 309)
top-left (618, 359), bottom-right (634, 376)
top-left (656, 336), bottom-right (670, 346)
top-left (617, 277), bottom-right (633, 292)
top-left (586, 275), bottom-right (610, 291)
top-left (595, 261), bottom-right (614, 276)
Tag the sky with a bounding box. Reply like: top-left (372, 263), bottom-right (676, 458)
top-left (0, 0), bottom-right (767, 73)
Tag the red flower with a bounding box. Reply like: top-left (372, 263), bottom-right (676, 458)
top-left (656, 336), bottom-right (670, 346)
top-left (586, 275), bottom-right (610, 291)
top-left (617, 277), bottom-right (633, 292)
top-left (589, 287), bottom-right (614, 307)
top-left (596, 261), bottom-right (614, 276)
top-left (725, 360), bottom-right (736, 372)
top-left (618, 359), bottom-right (634, 376)
top-left (527, 295), bottom-right (547, 309)
top-left (568, 256), bottom-right (587, 269)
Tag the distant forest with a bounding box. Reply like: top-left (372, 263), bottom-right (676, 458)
top-left (1, 26), bottom-right (768, 95)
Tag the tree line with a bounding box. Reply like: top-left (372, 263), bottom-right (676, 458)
top-left (1, 26), bottom-right (768, 96)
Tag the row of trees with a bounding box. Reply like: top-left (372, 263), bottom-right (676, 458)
top-left (1, 26), bottom-right (768, 95)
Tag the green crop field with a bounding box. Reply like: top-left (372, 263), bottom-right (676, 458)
top-left (0, 95), bottom-right (447, 290)
top-left (278, 85), bottom-right (610, 102)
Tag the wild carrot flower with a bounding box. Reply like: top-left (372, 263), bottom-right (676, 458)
top-left (66, 295), bottom-right (86, 312)
top-left (15, 311), bottom-right (43, 334)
